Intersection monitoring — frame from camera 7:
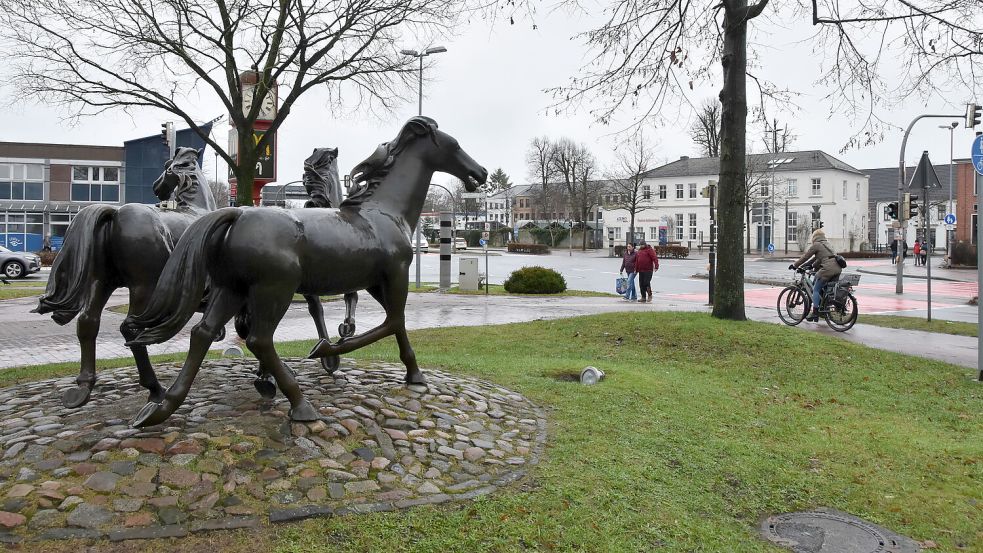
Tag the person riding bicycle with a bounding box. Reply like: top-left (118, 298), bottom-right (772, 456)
top-left (789, 228), bottom-right (843, 322)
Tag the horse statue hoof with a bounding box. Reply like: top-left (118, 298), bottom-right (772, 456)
top-left (338, 321), bottom-right (356, 338)
top-left (213, 326), bottom-right (226, 343)
top-left (320, 355), bottom-right (340, 374)
top-left (307, 338), bottom-right (332, 359)
top-left (147, 386), bottom-right (166, 404)
top-left (131, 401), bottom-right (165, 428)
top-left (405, 370), bottom-right (427, 387)
top-left (253, 378), bottom-right (277, 399)
top-left (62, 385), bottom-right (93, 409)
top-left (288, 399), bottom-right (319, 422)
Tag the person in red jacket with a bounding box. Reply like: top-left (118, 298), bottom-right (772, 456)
top-left (634, 241), bottom-right (659, 302)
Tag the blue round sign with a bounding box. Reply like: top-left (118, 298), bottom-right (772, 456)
top-left (767, 243), bottom-right (775, 253)
top-left (944, 213), bottom-right (957, 225)
top-left (972, 135), bottom-right (983, 176)
top-left (479, 238), bottom-right (487, 247)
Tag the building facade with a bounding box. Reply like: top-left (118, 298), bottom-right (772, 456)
top-left (955, 159), bottom-right (983, 244)
top-left (603, 151), bottom-right (870, 253)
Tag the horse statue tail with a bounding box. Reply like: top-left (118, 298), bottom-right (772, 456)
top-left (124, 208), bottom-right (242, 346)
top-left (32, 205), bottom-right (116, 325)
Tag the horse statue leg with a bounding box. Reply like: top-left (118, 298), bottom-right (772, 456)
top-left (304, 294), bottom-right (339, 374)
top-left (339, 292), bottom-right (358, 338)
top-left (234, 309), bottom-right (277, 399)
top-left (62, 280), bottom-right (114, 408)
top-left (132, 288), bottom-right (245, 427)
top-left (118, 285), bottom-right (165, 403)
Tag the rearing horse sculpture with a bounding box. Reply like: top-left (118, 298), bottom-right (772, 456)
top-left (125, 117), bottom-right (486, 427)
top-left (34, 147), bottom-right (215, 408)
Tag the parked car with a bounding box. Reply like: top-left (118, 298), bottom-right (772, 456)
top-left (0, 245), bottom-right (41, 279)
top-left (454, 237), bottom-right (468, 250)
top-left (413, 234), bottom-right (429, 253)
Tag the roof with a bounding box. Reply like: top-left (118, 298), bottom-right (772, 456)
top-left (489, 184), bottom-right (533, 198)
top-left (860, 165), bottom-right (953, 203)
top-left (641, 150), bottom-right (865, 179)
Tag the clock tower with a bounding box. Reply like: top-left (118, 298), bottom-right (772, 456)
top-left (229, 70), bottom-right (278, 205)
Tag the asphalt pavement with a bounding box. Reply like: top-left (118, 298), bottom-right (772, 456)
top-left (1, 250), bottom-right (978, 372)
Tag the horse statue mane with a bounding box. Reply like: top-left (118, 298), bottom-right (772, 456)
top-left (155, 147), bottom-right (207, 206)
top-left (302, 148), bottom-right (341, 208)
top-left (342, 116), bottom-right (439, 207)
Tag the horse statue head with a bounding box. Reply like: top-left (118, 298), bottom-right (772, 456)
top-left (302, 147), bottom-right (341, 208)
top-left (344, 116), bottom-right (487, 207)
top-left (153, 147), bottom-right (215, 211)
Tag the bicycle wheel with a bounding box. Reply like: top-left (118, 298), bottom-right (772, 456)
top-left (777, 286), bottom-right (810, 326)
top-left (825, 293), bottom-right (858, 332)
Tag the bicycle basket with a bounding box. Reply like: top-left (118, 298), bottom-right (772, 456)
top-left (834, 274), bottom-right (860, 302)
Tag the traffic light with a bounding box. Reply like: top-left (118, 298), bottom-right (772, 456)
top-left (903, 193), bottom-right (919, 219)
top-left (966, 102), bottom-right (981, 128)
top-left (887, 202), bottom-right (899, 219)
top-left (160, 123), bottom-right (169, 146)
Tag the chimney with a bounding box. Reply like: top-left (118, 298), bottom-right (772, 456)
top-left (680, 156), bottom-right (689, 161)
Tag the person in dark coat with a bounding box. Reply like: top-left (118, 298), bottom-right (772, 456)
top-left (790, 228), bottom-right (843, 322)
top-left (619, 243), bottom-right (638, 301)
top-left (890, 239), bottom-right (898, 264)
top-left (634, 240), bottom-right (660, 302)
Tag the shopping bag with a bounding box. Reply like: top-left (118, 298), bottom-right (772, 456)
top-left (615, 277), bottom-right (628, 295)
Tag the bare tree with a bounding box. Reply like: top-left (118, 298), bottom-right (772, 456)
top-left (570, 149), bottom-right (604, 250)
top-left (536, 0), bottom-right (980, 320)
top-left (0, 0), bottom-right (464, 205)
top-left (208, 180), bottom-right (230, 208)
top-left (524, 136), bottom-right (566, 246)
top-left (690, 100), bottom-right (721, 157)
top-left (607, 134), bottom-right (656, 246)
top-left (762, 118), bottom-right (796, 153)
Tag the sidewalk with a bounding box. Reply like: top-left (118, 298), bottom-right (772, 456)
top-left (1, 290), bottom-right (977, 371)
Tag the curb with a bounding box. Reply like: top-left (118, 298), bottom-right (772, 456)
top-left (855, 268), bottom-right (968, 283)
top-left (691, 274), bottom-right (788, 287)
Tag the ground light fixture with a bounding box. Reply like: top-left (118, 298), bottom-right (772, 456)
top-left (580, 366), bottom-right (605, 385)
top-left (223, 345), bottom-right (244, 357)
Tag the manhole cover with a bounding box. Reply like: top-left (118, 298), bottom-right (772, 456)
top-left (761, 509), bottom-right (921, 553)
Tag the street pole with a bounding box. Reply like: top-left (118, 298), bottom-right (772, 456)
top-left (784, 199), bottom-right (789, 254)
top-left (896, 112), bottom-right (963, 294)
top-left (924, 185), bottom-right (932, 321)
top-left (708, 182), bottom-right (716, 305)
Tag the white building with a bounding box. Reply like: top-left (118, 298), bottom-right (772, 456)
top-left (602, 151), bottom-right (870, 253)
top-left (873, 199), bottom-right (949, 250)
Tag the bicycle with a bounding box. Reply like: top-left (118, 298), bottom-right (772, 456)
top-left (777, 267), bottom-right (859, 331)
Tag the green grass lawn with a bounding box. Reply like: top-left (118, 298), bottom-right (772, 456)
top-left (409, 282), bottom-right (615, 298)
top-left (19, 313), bottom-right (981, 552)
top-left (860, 314), bottom-right (978, 337)
top-left (0, 284), bottom-right (44, 300)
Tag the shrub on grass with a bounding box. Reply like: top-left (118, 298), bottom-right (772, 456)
top-left (503, 266), bottom-right (566, 294)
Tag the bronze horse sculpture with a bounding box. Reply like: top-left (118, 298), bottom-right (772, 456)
top-left (125, 117), bottom-right (486, 427)
top-left (34, 147), bottom-right (216, 408)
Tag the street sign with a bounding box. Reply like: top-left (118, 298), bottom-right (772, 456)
top-left (944, 213), bottom-right (957, 225)
top-left (479, 238), bottom-right (487, 247)
top-left (907, 151), bottom-right (942, 189)
top-left (481, 231), bottom-right (490, 240)
top-left (484, 222), bottom-right (491, 231)
top-left (767, 243), bottom-right (775, 253)
top-left (946, 224), bottom-right (955, 231)
top-left (972, 135), bottom-right (983, 176)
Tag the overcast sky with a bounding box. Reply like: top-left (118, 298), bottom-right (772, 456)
top-left (1, 5), bottom-right (980, 191)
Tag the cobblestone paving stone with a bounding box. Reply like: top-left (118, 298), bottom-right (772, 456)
top-left (0, 358), bottom-right (547, 543)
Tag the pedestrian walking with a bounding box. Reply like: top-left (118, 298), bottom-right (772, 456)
top-left (619, 243), bottom-right (638, 302)
top-left (890, 239), bottom-right (898, 264)
top-left (634, 240), bottom-right (659, 302)
top-left (913, 240), bottom-right (922, 266)
top-left (920, 241), bottom-right (929, 266)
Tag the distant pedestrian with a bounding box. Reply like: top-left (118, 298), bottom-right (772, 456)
top-left (890, 239), bottom-right (898, 264)
top-left (913, 240), bottom-right (922, 266)
top-left (42, 234), bottom-right (52, 253)
top-left (619, 243), bottom-right (638, 302)
top-left (903, 240), bottom-right (909, 260)
top-left (920, 241), bottom-right (929, 266)
top-left (634, 240), bottom-right (660, 302)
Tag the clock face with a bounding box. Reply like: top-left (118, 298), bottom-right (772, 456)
top-left (241, 85), bottom-right (277, 120)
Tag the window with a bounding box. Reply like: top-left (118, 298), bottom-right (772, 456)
top-left (760, 181), bottom-right (770, 197)
top-left (675, 184), bottom-right (684, 199)
top-left (787, 211), bottom-right (798, 238)
top-left (659, 185), bottom-right (667, 200)
top-left (856, 183), bottom-right (861, 200)
top-left (937, 204), bottom-right (945, 220)
top-left (842, 181), bottom-right (847, 200)
top-left (650, 227), bottom-right (658, 240)
top-left (608, 227), bottom-right (622, 239)
top-left (675, 213), bottom-right (684, 240)
top-left (0, 163), bottom-right (44, 201)
top-left (0, 212), bottom-right (44, 251)
top-left (688, 183), bottom-right (697, 198)
top-left (642, 185), bottom-right (651, 200)
top-left (688, 213), bottom-right (697, 239)
top-left (71, 166), bottom-right (120, 202)
top-left (811, 178), bottom-right (821, 197)
top-left (787, 179), bottom-right (798, 197)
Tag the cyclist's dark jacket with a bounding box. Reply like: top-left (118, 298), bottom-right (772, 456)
top-left (792, 236), bottom-right (842, 281)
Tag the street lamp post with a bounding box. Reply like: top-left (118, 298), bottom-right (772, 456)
top-left (401, 46), bottom-right (448, 289)
top-left (939, 122), bottom-right (958, 266)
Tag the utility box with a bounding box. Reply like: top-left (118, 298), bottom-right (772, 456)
top-left (459, 257), bottom-right (480, 291)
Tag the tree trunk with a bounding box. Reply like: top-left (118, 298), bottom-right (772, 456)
top-left (236, 127), bottom-right (257, 206)
top-left (745, 209), bottom-right (751, 253)
top-left (712, 0), bottom-right (750, 321)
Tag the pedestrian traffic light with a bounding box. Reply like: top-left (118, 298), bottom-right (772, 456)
top-left (160, 123), bottom-right (169, 146)
top-left (887, 202), bottom-right (899, 219)
top-left (966, 102), bottom-right (981, 128)
top-left (908, 195), bottom-right (919, 219)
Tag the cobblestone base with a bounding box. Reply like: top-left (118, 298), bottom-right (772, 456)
top-left (0, 358), bottom-right (546, 543)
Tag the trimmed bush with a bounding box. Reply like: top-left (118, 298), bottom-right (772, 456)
top-left (508, 243), bottom-right (550, 254)
top-left (841, 251), bottom-right (891, 259)
top-left (503, 266), bottom-right (566, 294)
top-left (950, 240), bottom-right (977, 267)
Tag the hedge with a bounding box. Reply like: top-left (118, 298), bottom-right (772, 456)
top-left (508, 243), bottom-right (550, 254)
top-left (614, 244), bottom-right (689, 259)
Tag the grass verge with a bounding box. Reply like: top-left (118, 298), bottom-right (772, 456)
top-left (16, 312), bottom-right (980, 552)
top-left (859, 314), bottom-right (978, 337)
top-left (409, 282), bottom-right (616, 297)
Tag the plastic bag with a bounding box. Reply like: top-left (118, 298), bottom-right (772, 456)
top-left (616, 277), bottom-right (628, 295)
